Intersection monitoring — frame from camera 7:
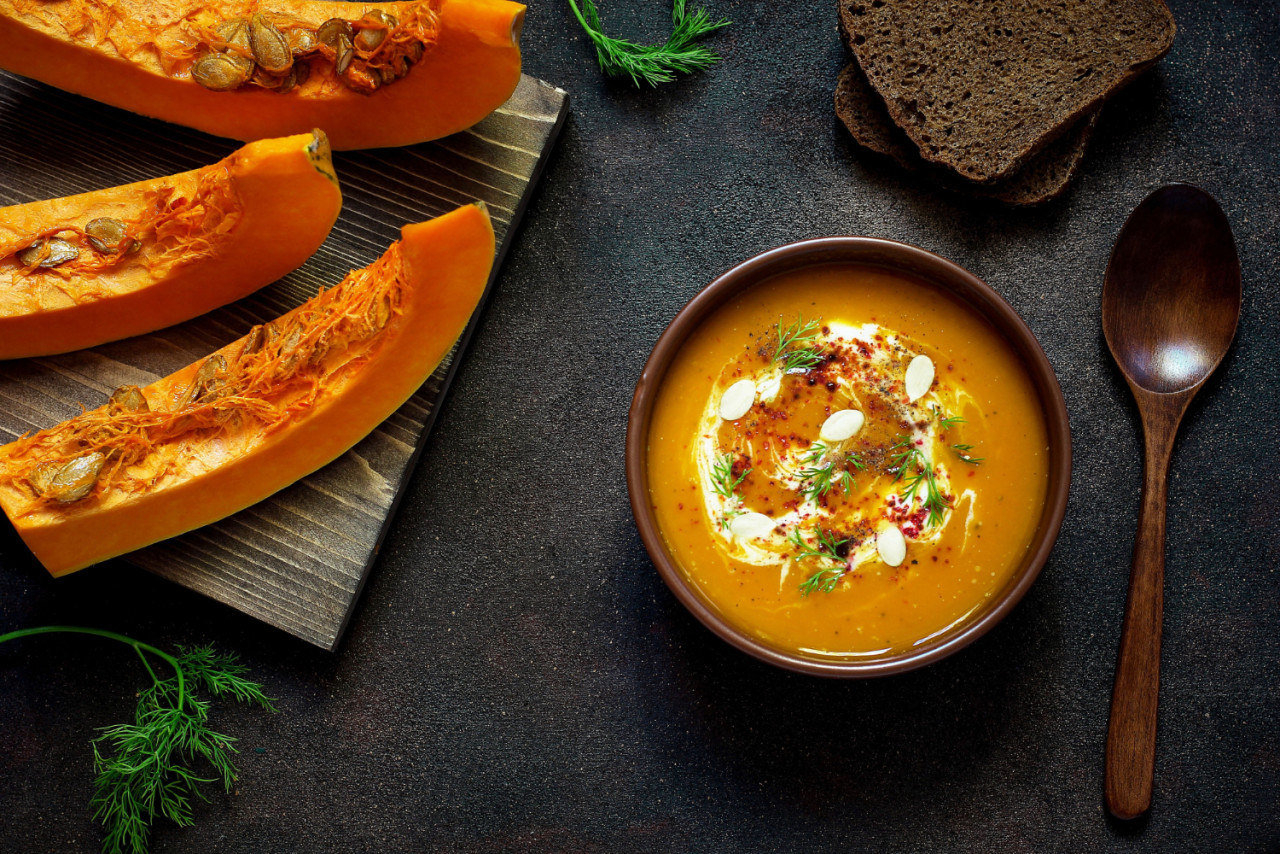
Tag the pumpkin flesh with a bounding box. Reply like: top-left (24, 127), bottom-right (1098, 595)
top-left (0, 131), bottom-right (342, 359)
top-left (0, 0), bottom-right (525, 149)
top-left (0, 202), bottom-right (495, 576)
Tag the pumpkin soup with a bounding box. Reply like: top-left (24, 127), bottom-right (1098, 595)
top-left (646, 263), bottom-right (1050, 659)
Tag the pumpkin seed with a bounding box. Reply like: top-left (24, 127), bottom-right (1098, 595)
top-left (17, 237), bottom-right (79, 268)
top-left (390, 54), bottom-right (409, 78)
top-left (904, 354), bottom-right (934, 402)
top-left (286, 27), bottom-right (317, 56)
top-left (334, 33), bottom-right (355, 75)
top-left (876, 525), bottom-right (907, 567)
top-left (316, 18), bottom-right (353, 48)
top-left (718, 379), bottom-right (756, 421)
top-left (108, 385), bottom-right (149, 413)
top-left (342, 62), bottom-right (381, 94)
top-left (240, 324), bottom-right (269, 357)
top-left (215, 17), bottom-right (251, 51)
top-left (354, 12), bottom-right (395, 53)
top-left (405, 40), bottom-right (425, 64)
top-left (727, 512), bottom-right (775, 541)
top-left (249, 13), bottom-right (292, 73)
top-left (84, 217), bottom-right (136, 254)
top-left (377, 65), bottom-right (396, 85)
top-left (276, 60), bottom-right (309, 94)
top-left (251, 67), bottom-right (289, 90)
top-left (192, 52), bottom-right (253, 91)
top-left (184, 354), bottom-right (228, 405)
top-left (49, 452), bottom-right (106, 504)
top-left (819, 409), bottom-right (865, 442)
top-left (28, 461), bottom-right (62, 494)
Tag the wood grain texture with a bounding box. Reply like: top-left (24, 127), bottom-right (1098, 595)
top-left (0, 72), bottom-right (569, 650)
top-left (1100, 184), bottom-right (1242, 820)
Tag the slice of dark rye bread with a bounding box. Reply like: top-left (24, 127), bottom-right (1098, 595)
top-left (835, 62), bottom-right (1098, 205)
top-left (837, 0), bottom-right (1175, 184)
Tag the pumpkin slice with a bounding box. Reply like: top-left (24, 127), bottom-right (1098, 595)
top-left (0, 0), bottom-right (525, 149)
top-left (0, 202), bottom-right (495, 576)
top-left (0, 130), bottom-right (342, 359)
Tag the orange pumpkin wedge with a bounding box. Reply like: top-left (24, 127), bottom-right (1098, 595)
top-left (0, 130), bottom-right (342, 359)
top-left (0, 202), bottom-right (495, 576)
top-left (0, 0), bottom-right (525, 149)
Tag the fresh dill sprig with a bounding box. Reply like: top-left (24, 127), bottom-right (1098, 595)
top-left (951, 443), bottom-right (984, 464)
top-left (567, 0), bottom-right (730, 87)
top-left (711, 452), bottom-right (750, 528)
top-left (796, 442), bottom-right (865, 501)
top-left (888, 437), bottom-right (949, 526)
top-left (933, 406), bottom-right (966, 430)
top-left (0, 626), bottom-right (274, 854)
top-left (773, 315), bottom-right (825, 374)
top-left (711, 452), bottom-right (748, 499)
top-left (788, 527), bottom-right (850, 595)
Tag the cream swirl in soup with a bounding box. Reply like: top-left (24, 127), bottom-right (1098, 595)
top-left (695, 317), bottom-right (981, 594)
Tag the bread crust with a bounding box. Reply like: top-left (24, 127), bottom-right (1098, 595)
top-left (837, 0), bottom-right (1174, 183)
top-left (835, 62), bottom-right (1097, 206)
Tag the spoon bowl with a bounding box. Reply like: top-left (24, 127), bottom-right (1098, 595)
top-left (1101, 183), bottom-right (1242, 820)
top-left (1103, 184), bottom-right (1242, 393)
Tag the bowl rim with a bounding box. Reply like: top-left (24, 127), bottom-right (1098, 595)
top-left (625, 235), bottom-right (1072, 678)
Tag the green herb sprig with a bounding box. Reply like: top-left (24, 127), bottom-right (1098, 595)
top-left (789, 527), bottom-right (850, 595)
top-left (0, 626), bottom-right (274, 854)
top-left (933, 407), bottom-right (965, 430)
top-left (951, 443), bottom-right (984, 464)
top-left (796, 442), bottom-right (865, 501)
top-left (568, 0), bottom-right (730, 87)
top-left (773, 315), bottom-right (825, 374)
top-left (888, 438), bottom-right (949, 526)
top-left (711, 452), bottom-right (750, 528)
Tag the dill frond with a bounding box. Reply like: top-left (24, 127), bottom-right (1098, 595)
top-left (0, 627), bottom-right (273, 854)
top-left (568, 0), bottom-right (730, 88)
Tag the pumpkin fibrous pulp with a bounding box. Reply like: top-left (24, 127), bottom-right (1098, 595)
top-left (0, 0), bottom-right (525, 149)
top-left (0, 202), bottom-right (496, 576)
top-left (0, 130), bottom-right (342, 359)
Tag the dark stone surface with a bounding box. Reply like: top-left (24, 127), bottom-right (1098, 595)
top-left (1, 0), bottom-right (1277, 851)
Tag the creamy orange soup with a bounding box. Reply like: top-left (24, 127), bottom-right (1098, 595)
top-left (646, 264), bottom-right (1050, 660)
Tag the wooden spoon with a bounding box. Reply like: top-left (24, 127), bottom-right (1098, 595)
top-left (1101, 183), bottom-right (1242, 819)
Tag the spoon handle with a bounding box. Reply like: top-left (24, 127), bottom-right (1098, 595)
top-left (1105, 413), bottom-right (1178, 819)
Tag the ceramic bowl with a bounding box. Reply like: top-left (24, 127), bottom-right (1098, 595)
top-left (625, 236), bottom-right (1072, 677)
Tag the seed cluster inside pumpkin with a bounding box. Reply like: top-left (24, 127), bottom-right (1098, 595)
top-left (190, 7), bottom-right (438, 95)
top-left (3, 169), bottom-right (240, 285)
top-left (3, 240), bottom-right (406, 507)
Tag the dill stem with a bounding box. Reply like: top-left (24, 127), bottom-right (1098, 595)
top-left (0, 625), bottom-right (186, 711)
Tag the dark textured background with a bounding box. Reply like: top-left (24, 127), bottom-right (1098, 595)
top-left (2, 0), bottom-right (1278, 851)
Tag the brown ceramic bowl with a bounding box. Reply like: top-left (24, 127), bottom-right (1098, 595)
top-left (625, 236), bottom-right (1071, 677)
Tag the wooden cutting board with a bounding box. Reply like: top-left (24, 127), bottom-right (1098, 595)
top-left (0, 72), bottom-right (569, 650)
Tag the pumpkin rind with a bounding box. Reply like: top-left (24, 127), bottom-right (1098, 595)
top-left (0, 131), bottom-right (342, 359)
top-left (0, 203), bottom-right (495, 576)
top-left (0, 0), bottom-right (525, 149)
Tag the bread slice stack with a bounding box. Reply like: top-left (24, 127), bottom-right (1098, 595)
top-left (835, 0), bottom-right (1177, 205)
